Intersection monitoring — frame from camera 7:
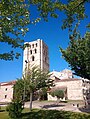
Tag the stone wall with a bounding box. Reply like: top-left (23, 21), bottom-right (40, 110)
top-left (48, 79), bottom-right (84, 101)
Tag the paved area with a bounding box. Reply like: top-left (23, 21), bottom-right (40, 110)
top-left (25, 101), bottom-right (90, 113)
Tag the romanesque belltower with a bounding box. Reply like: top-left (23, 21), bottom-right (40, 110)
top-left (23, 39), bottom-right (49, 72)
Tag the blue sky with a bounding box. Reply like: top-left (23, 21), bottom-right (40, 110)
top-left (0, 3), bottom-right (89, 82)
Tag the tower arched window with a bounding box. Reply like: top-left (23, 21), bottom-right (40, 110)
top-left (35, 49), bottom-right (37, 53)
top-left (30, 50), bottom-right (32, 54)
top-left (32, 44), bottom-right (34, 48)
top-left (36, 43), bottom-right (37, 47)
top-left (32, 56), bottom-right (35, 61)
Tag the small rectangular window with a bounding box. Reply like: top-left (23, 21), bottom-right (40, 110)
top-left (32, 56), bottom-right (35, 61)
top-left (30, 50), bottom-right (32, 54)
top-left (5, 95), bottom-right (7, 99)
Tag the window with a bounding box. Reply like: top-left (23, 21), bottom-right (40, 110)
top-left (30, 50), bottom-right (32, 54)
top-left (5, 88), bottom-right (7, 91)
top-left (36, 43), bottom-right (37, 47)
top-left (32, 56), bottom-right (35, 61)
top-left (35, 49), bottom-right (37, 53)
top-left (5, 95), bottom-right (7, 99)
top-left (32, 44), bottom-right (34, 48)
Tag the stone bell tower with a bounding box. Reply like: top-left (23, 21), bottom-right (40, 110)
top-left (23, 39), bottom-right (49, 72)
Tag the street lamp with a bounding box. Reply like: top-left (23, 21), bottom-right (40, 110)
top-left (23, 60), bottom-right (28, 105)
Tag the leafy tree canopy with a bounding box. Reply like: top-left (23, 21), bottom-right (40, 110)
top-left (0, 0), bottom-right (30, 60)
top-left (13, 79), bottom-right (24, 101)
top-left (60, 30), bottom-right (90, 80)
top-left (50, 89), bottom-right (64, 99)
top-left (30, 0), bottom-right (89, 30)
top-left (14, 66), bottom-right (54, 110)
top-left (24, 66), bottom-right (54, 93)
top-left (24, 66), bottom-right (54, 110)
top-left (1, 0), bottom-right (90, 60)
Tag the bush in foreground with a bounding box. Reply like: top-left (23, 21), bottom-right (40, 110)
top-left (22, 109), bottom-right (90, 119)
top-left (0, 108), bottom-right (90, 119)
top-left (6, 100), bottom-right (24, 119)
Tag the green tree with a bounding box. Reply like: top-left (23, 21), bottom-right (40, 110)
top-left (23, 66), bottom-right (54, 110)
top-left (60, 31), bottom-right (90, 80)
top-left (50, 89), bottom-right (64, 104)
top-left (0, 0), bottom-right (30, 60)
top-left (36, 69), bottom-right (54, 101)
top-left (6, 100), bottom-right (23, 119)
top-left (37, 87), bottom-right (48, 101)
top-left (6, 79), bottom-right (24, 119)
top-left (13, 79), bottom-right (24, 101)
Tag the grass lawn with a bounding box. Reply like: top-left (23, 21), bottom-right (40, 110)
top-left (0, 107), bottom-right (90, 119)
top-left (0, 106), bottom-right (9, 119)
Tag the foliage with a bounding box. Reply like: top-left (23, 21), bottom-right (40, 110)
top-left (13, 79), bottom-right (24, 101)
top-left (12, 67), bottom-right (54, 110)
top-left (30, 0), bottom-right (89, 30)
top-left (60, 31), bottom-right (90, 80)
top-left (50, 89), bottom-right (64, 99)
top-left (6, 100), bottom-right (23, 119)
top-left (0, 108), bottom-right (90, 119)
top-left (37, 87), bottom-right (48, 100)
top-left (22, 109), bottom-right (90, 119)
top-left (35, 69), bottom-right (54, 90)
top-left (24, 66), bottom-right (54, 93)
top-left (23, 66), bottom-right (54, 110)
top-left (0, 0), bottom-right (30, 60)
top-left (1, 0), bottom-right (90, 60)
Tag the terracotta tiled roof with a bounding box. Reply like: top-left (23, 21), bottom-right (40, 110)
top-left (0, 80), bottom-right (16, 86)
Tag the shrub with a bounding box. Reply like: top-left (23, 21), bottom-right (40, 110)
top-left (22, 109), bottom-right (90, 119)
top-left (50, 89), bottom-right (64, 99)
top-left (6, 100), bottom-right (23, 119)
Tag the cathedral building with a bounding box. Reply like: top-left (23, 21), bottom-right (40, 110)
top-left (0, 39), bottom-right (90, 109)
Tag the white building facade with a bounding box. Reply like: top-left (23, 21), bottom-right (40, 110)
top-left (0, 81), bottom-right (15, 102)
top-left (23, 39), bottom-right (49, 72)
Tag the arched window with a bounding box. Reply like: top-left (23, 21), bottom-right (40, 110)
top-left (35, 49), bottom-right (37, 53)
top-left (30, 50), bottom-right (32, 54)
top-left (32, 56), bottom-right (35, 61)
top-left (36, 43), bottom-right (37, 47)
top-left (32, 44), bottom-right (34, 48)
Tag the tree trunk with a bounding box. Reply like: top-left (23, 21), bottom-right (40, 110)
top-left (56, 98), bottom-right (60, 105)
top-left (30, 92), bottom-right (33, 111)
